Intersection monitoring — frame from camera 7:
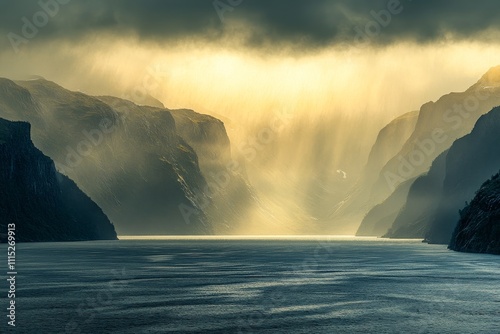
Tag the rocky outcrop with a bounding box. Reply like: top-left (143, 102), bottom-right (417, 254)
top-left (0, 118), bottom-right (117, 242)
top-left (449, 172), bottom-right (500, 254)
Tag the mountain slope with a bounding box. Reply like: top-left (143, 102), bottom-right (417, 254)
top-left (356, 177), bottom-right (416, 237)
top-left (335, 110), bottom-right (419, 232)
top-left (170, 108), bottom-right (258, 233)
top-left (386, 106), bottom-right (500, 244)
top-left (365, 110), bottom-right (420, 181)
top-left (426, 106), bottom-right (500, 244)
top-left (96, 96), bottom-right (258, 234)
top-left (0, 118), bottom-right (117, 242)
top-left (349, 66), bottom-right (500, 236)
top-left (376, 66), bottom-right (500, 195)
top-left (384, 151), bottom-right (448, 239)
top-left (0, 78), bottom-right (212, 235)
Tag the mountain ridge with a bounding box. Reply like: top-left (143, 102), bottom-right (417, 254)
top-left (0, 78), bottom-right (218, 235)
top-left (353, 66), bottom-right (500, 237)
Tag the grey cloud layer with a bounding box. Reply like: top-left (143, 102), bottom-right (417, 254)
top-left (1, 0), bottom-right (499, 49)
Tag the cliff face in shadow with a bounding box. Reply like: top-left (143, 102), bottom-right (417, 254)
top-left (352, 66), bottom-right (500, 237)
top-left (169, 108), bottom-right (258, 233)
top-left (0, 78), bottom-right (215, 235)
top-left (350, 66), bottom-right (500, 238)
top-left (97, 96), bottom-right (257, 234)
top-left (0, 118), bottom-right (117, 242)
top-left (426, 106), bottom-right (500, 244)
top-left (384, 151), bottom-right (448, 239)
top-left (0, 76), bottom-right (258, 235)
top-left (385, 106), bottom-right (500, 244)
top-left (375, 66), bottom-right (500, 196)
top-left (449, 172), bottom-right (500, 254)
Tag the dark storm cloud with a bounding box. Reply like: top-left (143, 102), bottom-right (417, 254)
top-left (1, 0), bottom-right (500, 50)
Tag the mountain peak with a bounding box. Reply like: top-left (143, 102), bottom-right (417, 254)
top-left (477, 65), bottom-right (500, 87)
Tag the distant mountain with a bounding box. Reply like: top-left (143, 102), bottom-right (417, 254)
top-left (0, 118), bottom-right (117, 242)
top-left (170, 108), bottom-right (259, 232)
top-left (335, 110), bottom-right (419, 231)
top-left (97, 96), bottom-right (257, 233)
top-left (385, 106), bottom-right (500, 244)
top-left (12, 79), bottom-right (212, 235)
top-left (351, 66), bottom-right (500, 237)
top-left (0, 77), bottom-right (255, 235)
top-left (384, 151), bottom-right (448, 239)
top-left (376, 66), bottom-right (500, 194)
top-left (365, 111), bottom-right (420, 181)
top-left (449, 172), bottom-right (500, 254)
top-left (356, 177), bottom-right (416, 237)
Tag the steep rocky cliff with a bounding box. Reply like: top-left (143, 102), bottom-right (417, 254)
top-left (426, 106), bottom-right (500, 244)
top-left (365, 111), bottom-right (420, 181)
top-left (0, 78), bottom-right (212, 235)
top-left (385, 106), bottom-right (500, 244)
top-left (352, 66), bottom-right (500, 237)
top-left (170, 108), bottom-right (258, 233)
top-left (375, 66), bottom-right (500, 195)
top-left (0, 118), bottom-right (117, 242)
top-left (97, 96), bottom-right (257, 234)
top-left (449, 172), bottom-right (500, 254)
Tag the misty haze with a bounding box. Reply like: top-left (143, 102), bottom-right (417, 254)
top-left (1, 1), bottom-right (499, 333)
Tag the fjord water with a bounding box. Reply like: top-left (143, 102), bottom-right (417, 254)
top-left (11, 237), bottom-right (500, 333)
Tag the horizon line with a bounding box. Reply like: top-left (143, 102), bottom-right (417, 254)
top-left (117, 235), bottom-right (424, 242)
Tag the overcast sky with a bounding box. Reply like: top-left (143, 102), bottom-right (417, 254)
top-left (1, 0), bottom-right (500, 51)
top-left (0, 0), bottom-right (499, 131)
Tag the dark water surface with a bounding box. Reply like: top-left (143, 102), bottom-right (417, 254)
top-left (4, 237), bottom-right (500, 333)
